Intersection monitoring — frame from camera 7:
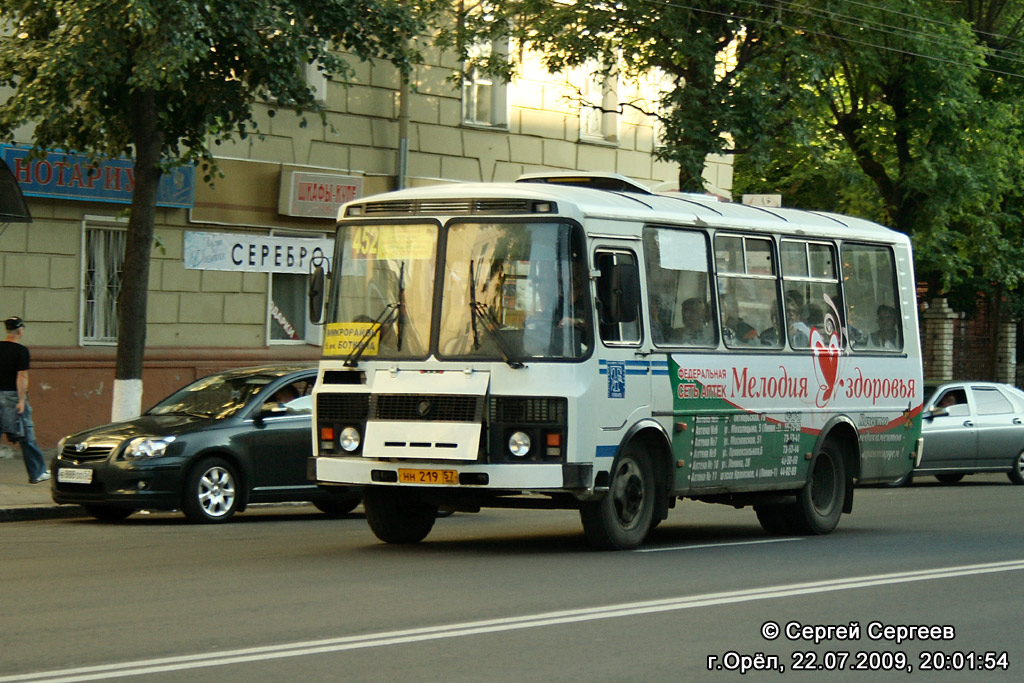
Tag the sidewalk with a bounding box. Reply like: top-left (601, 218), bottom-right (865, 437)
top-left (0, 449), bottom-right (86, 522)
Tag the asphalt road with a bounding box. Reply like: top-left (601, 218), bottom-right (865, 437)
top-left (2, 476), bottom-right (1022, 682)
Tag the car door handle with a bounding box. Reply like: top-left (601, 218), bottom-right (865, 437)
top-left (963, 420), bottom-right (974, 427)
top-left (1014, 418), bottom-right (1023, 425)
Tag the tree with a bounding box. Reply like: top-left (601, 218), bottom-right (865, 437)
top-left (732, 0), bottom-right (1024, 300)
top-left (443, 0), bottom-right (788, 191)
top-left (0, 0), bottom-right (427, 419)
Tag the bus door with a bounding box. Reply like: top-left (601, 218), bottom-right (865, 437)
top-left (592, 248), bottom-right (651, 439)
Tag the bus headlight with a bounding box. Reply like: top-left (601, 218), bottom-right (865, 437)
top-left (508, 431), bottom-right (531, 457)
top-left (339, 427), bottom-right (361, 452)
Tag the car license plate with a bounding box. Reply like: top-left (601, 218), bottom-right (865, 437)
top-left (57, 468), bottom-right (93, 484)
top-left (398, 468), bottom-right (458, 485)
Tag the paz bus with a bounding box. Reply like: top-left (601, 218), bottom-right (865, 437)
top-left (308, 173), bottom-right (922, 550)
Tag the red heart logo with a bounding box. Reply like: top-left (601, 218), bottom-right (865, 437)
top-left (810, 328), bottom-right (841, 406)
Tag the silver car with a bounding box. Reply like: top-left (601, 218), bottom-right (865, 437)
top-left (909, 381), bottom-right (1024, 485)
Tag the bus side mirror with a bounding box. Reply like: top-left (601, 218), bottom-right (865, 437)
top-left (308, 265), bottom-right (325, 324)
top-left (598, 262), bottom-right (640, 324)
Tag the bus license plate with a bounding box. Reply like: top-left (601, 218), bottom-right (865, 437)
top-left (57, 468), bottom-right (93, 484)
top-left (398, 468), bottom-right (458, 485)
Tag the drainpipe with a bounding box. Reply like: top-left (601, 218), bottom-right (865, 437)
top-left (397, 74), bottom-right (410, 190)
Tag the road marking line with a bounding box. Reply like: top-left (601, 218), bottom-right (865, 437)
top-left (6, 558), bottom-right (1024, 683)
top-left (635, 537), bottom-right (803, 552)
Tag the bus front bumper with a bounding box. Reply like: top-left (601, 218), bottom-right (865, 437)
top-left (310, 456), bottom-right (592, 491)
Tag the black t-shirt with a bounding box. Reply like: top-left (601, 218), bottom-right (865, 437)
top-left (0, 341), bottom-right (30, 391)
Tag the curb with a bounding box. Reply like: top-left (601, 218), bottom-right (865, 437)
top-left (0, 504), bottom-right (88, 523)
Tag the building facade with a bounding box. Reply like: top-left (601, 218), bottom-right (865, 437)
top-left (1, 47), bottom-right (732, 447)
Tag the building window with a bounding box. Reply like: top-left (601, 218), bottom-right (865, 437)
top-left (462, 41), bottom-right (509, 127)
top-left (268, 232), bottom-right (324, 345)
top-left (82, 220), bottom-right (126, 344)
top-left (579, 62), bottom-right (619, 142)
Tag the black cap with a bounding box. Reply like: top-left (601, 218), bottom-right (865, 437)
top-left (4, 316), bottom-right (24, 331)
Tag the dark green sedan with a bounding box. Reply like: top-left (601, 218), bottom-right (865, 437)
top-left (51, 365), bottom-right (361, 522)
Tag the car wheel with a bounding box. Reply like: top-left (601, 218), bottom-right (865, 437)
top-left (935, 473), bottom-right (965, 484)
top-left (1008, 451), bottom-right (1024, 485)
top-left (313, 494), bottom-right (362, 516)
top-left (182, 457), bottom-right (239, 524)
top-left (84, 504), bottom-right (135, 521)
top-left (363, 487), bottom-right (437, 543)
top-left (579, 445), bottom-right (655, 550)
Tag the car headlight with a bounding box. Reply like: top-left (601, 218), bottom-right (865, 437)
top-left (125, 436), bottom-right (177, 458)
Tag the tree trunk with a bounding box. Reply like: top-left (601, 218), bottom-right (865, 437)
top-left (112, 88), bottom-right (164, 421)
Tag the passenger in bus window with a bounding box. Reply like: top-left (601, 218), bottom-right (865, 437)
top-left (805, 303), bottom-right (824, 332)
top-left (785, 293), bottom-right (811, 347)
top-left (675, 297), bottom-right (714, 345)
top-left (720, 293), bottom-right (758, 346)
top-left (868, 304), bottom-right (899, 349)
top-left (759, 307), bottom-right (781, 346)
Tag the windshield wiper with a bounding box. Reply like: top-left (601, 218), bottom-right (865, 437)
top-left (344, 302), bottom-right (398, 368)
top-left (467, 263), bottom-right (523, 370)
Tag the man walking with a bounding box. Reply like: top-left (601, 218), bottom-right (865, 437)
top-left (0, 316), bottom-right (49, 483)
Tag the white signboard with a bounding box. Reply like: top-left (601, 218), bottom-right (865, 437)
top-left (279, 170), bottom-right (363, 219)
top-left (742, 194), bottom-right (782, 207)
top-left (184, 231), bottom-right (333, 273)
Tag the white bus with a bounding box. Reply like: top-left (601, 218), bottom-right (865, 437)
top-left (309, 173), bottom-right (923, 550)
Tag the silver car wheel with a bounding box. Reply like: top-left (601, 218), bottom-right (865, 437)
top-left (1010, 451), bottom-right (1024, 485)
top-left (198, 466), bottom-right (236, 517)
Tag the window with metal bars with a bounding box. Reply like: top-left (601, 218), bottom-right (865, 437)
top-left (83, 223), bottom-right (126, 344)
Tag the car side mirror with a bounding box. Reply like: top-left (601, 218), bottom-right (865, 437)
top-left (923, 407), bottom-right (947, 420)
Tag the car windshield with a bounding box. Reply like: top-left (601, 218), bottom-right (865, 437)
top-left (147, 373), bottom-right (277, 419)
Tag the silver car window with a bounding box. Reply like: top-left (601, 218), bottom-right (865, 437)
top-left (972, 386), bottom-right (1014, 415)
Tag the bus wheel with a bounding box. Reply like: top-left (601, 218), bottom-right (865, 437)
top-left (580, 447), bottom-right (655, 550)
top-left (790, 441), bottom-right (845, 535)
top-left (364, 487), bottom-right (438, 544)
top-left (754, 505), bottom-right (797, 535)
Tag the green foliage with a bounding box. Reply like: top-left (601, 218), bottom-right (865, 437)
top-left (0, 0), bottom-right (426, 167)
top-left (731, 0), bottom-right (1024, 302)
top-left (440, 0), bottom-right (788, 191)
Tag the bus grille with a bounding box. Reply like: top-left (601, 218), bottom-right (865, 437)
top-left (373, 394), bottom-right (481, 422)
top-left (317, 393), bottom-right (370, 421)
top-left (489, 396), bottom-right (567, 425)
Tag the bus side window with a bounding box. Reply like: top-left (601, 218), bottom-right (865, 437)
top-left (781, 239), bottom-right (842, 349)
top-left (841, 243), bottom-right (901, 351)
top-left (595, 250), bottom-right (642, 345)
top-left (642, 226), bottom-right (713, 347)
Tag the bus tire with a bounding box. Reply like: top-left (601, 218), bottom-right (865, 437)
top-left (789, 440), bottom-right (846, 535)
top-left (754, 504), bottom-right (797, 535)
top-left (580, 446), bottom-right (655, 550)
top-left (364, 486), bottom-right (437, 544)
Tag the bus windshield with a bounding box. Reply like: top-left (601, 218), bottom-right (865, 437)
top-left (327, 220), bottom-right (590, 361)
top-left (328, 223), bottom-right (438, 360)
top-left (439, 221), bottom-right (591, 361)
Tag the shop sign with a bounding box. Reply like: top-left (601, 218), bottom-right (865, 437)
top-left (184, 231), bottom-right (333, 274)
top-left (279, 170), bottom-right (363, 219)
top-left (0, 145), bottom-right (194, 208)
